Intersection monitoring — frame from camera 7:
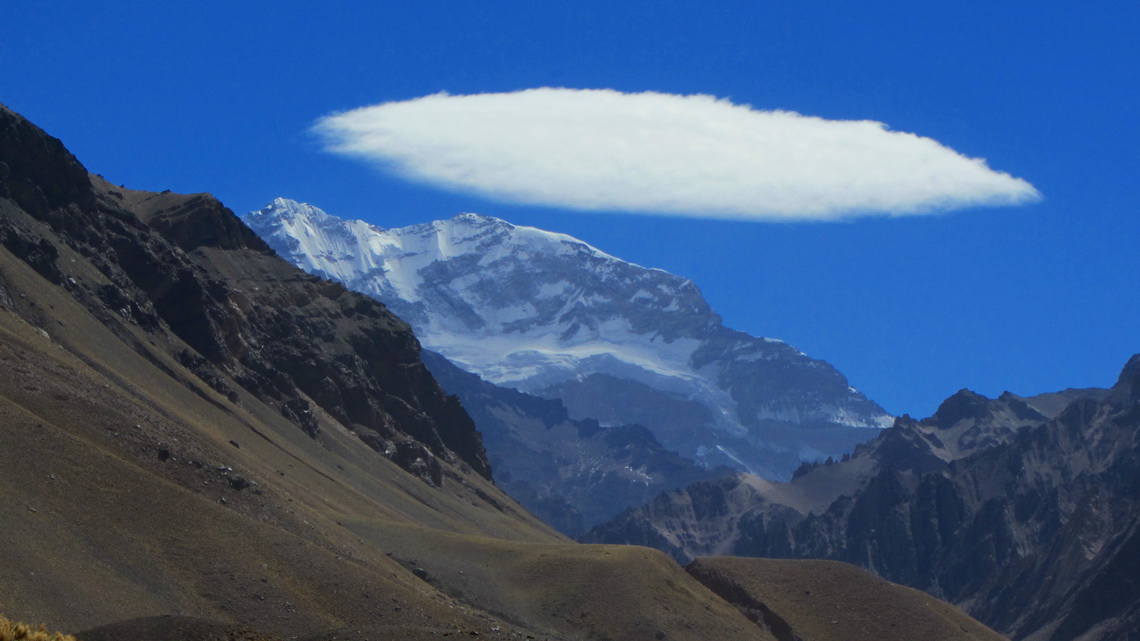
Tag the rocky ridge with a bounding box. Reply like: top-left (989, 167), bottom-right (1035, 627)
top-left (587, 360), bottom-right (1139, 641)
top-left (0, 103), bottom-right (488, 485)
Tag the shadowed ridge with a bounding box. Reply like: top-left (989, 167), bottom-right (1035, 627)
top-left (930, 389), bottom-right (1000, 428)
top-left (587, 355), bottom-right (1140, 639)
top-left (1108, 353), bottom-right (1140, 408)
top-left (93, 174), bottom-right (271, 253)
top-left (0, 101), bottom-right (492, 482)
top-left (0, 103), bottom-right (96, 217)
top-left (685, 562), bottom-right (803, 641)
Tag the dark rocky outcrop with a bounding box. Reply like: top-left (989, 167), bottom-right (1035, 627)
top-left (0, 104), bottom-right (96, 218)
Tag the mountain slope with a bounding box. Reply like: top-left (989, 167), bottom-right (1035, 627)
top-left (0, 101), bottom-right (773, 641)
top-left (686, 557), bottom-right (1007, 641)
top-left (244, 198), bottom-right (892, 479)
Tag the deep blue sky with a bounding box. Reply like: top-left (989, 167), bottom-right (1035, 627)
top-left (3, 1), bottom-right (1137, 417)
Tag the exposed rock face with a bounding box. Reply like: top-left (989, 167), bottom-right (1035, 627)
top-left (587, 362), bottom-right (1138, 641)
top-left (422, 349), bottom-right (731, 535)
top-left (0, 103), bottom-right (489, 483)
top-left (244, 198), bottom-right (892, 480)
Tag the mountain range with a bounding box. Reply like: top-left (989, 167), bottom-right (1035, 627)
top-left (0, 101), bottom-right (1007, 641)
top-left (243, 199), bottom-right (892, 483)
top-left (586, 365), bottom-right (1140, 641)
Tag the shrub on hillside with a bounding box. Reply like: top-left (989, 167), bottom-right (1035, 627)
top-left (0, 615), bottom-right (75, 641)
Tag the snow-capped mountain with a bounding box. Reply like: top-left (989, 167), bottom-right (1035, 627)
top-left (244, 198), bottom-right (892, 478)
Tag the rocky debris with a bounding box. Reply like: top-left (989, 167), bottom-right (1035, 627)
top-left (280, 398), bottom-right (318, 438)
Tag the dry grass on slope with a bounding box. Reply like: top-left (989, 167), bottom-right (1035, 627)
top-left (75, 616), bottom-right (279, 641)
top-left (343, 519), bottom-right (778, 641)
top-left (0, 615), bottom-right (75, 641)
top-left (0, 249), bottom-right (542, 637)
top-left (686, 557), bottom-right (1006, 641)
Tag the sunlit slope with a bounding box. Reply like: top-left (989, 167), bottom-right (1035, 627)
top-left (342, 520), bottom-right (776, 641)
top-left (0, 242), bottom-right (546, 635)
top-left (0, 237), bottom-right (768, 639)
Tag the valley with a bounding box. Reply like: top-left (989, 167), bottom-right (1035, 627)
top-left (0, 102), bottom-right (1013, 641)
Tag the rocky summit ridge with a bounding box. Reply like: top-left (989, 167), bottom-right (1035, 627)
top-left (245, 198), bottom-right (892, 479)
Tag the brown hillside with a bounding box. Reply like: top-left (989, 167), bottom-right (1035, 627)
top-left (687, 557), bottom-right (1007, 641)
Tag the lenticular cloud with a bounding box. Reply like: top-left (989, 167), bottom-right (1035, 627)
top-left (314, 88), bottom-right (1040, 221)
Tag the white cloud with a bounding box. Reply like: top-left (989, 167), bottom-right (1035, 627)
top-left (314, 88), bottom-right (1040, 221)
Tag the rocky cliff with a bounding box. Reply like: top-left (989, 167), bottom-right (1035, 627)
top-left (0, 103), bottom-right (488, 484)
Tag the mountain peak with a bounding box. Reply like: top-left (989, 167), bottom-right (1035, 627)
top-left (452, 211), bottom-right (507, 226)
top-left (249, 197), bottom-right (343, 227)
top-left (0, 102), bottom-right (96, 217)
top-left (247, 199), bottom-right (893, 479)
top-left (929, 388), bottom-right (991, 429)
top-left (1109, 353), bottom-right (1140, 407)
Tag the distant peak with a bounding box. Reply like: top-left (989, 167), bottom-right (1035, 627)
top-left (270, 196), bottom-right (300, 209)
top-left (1117, 353), bottom-right (1140, 387)
top-left (256, 197), bottom-right (318, 215)
top-left (245, 198), bottom-right (343, 228)
top-left (1109, 353), bottom-right (1140, 403)
top-left (453, 211), bottom-right (501, 223)
top-left (929, 388), bottom-right (990, 429)
top-left (444, 212), bottom-right (518, 232)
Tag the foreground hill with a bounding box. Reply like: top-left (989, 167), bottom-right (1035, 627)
top-left (589, 359), bottom-right (1139, 640)
top-left (0, 102), bottom-right (1007, 641)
